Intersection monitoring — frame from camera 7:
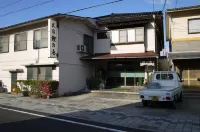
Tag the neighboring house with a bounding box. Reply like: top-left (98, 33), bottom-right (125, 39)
top-left (81, 11), bottom-right (164, 88)
top-left (166, 5), bottom-right (200, 89)
top-left (0, 11), bottom-right (164, 95)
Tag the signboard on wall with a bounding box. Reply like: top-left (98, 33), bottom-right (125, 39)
top-left (140, 61), bottom-right (154, 66)
top-left (48, 19), bottom-right (58, 58)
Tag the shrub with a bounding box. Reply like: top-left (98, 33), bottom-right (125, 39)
top-left (16, 80), bottom-right (59, 98)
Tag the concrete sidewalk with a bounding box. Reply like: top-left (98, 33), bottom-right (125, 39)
top-left (0, 93), bottom-right (200, 132)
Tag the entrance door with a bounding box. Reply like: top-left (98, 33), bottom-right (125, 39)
top-left (11, 72), bottom-right (17, 90)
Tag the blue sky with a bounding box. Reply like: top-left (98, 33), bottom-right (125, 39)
top-left (0, 0), bottom-right (200, 49)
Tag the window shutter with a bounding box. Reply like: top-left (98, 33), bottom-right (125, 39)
top-left (135, 28), bottom-right (144, 42)
top-left (38, 67), bottom-right (46, 80)
top-left (41, 27), bottom-right (48, 48)
top-left (45, 67), bottom-right (52, 80)
top-left (119, 30), bottom-right (127, 43)
top-left (15, 34), bottom-right (20, 51)
top-left (34, 30), bottom-right (41, 48)
top-left (0, 36), bottom-right (9, 53)
top-left (20, 32), bottom-right (27, 50)
top-left (27, 67), bottom-right (33, 80)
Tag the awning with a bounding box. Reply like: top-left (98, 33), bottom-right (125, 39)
top-left (2, 69), bottom-right (24, 72)
top-left (168, 51), bottom-right (200, 60)
top-left (23, 62), bottom-right (58, 67)
top-left (81, 52), bottom-right (158, 60)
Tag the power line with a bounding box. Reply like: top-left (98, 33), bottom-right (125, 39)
top-left (162, 0), bottom-right (167, 12)
top-left (0, 0), bottom-right (23, 9)
top-left (0, 0), bottom-right (55, 18)
top-left (66, 0), bottom-right (124, 14)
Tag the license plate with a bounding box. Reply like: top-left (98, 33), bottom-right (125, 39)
top-left (152, 96), bottom-right (159, 101)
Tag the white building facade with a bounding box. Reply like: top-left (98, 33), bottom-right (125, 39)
top-left (0, 12), bottom-right (164, 95)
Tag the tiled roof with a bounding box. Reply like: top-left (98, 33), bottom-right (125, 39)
top-left (81, 52), bottom-right (158, 60)
top-left (95, 11), bottom-right (163, 25)
top-left (167, 5), bottom-right (200, 12)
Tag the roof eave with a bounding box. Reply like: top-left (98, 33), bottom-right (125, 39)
top-left (167, 7), bottom-right (200, 13)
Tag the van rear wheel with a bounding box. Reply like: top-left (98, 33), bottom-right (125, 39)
top-left (142, 100), bottom-right (148, 107)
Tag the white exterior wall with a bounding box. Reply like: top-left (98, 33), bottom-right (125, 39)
top-left (146, 22), bottom-right (156, 52)
top-left (58, 19), bottom-right (93, 95)
top-left (94, 22), bottom-right (156, 54)
top-left (111, 44), bottom-right (145, 54)
top-left (0, 24), bottom-right (59, 92)
top-left (94, 32), bottom-right (110, 53)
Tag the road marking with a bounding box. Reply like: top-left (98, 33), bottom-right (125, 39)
top-left (0, 106), bottom-right (126, 132)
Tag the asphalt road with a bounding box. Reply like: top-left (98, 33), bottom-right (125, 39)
top-left (0, 107), bottom-right (120, 132)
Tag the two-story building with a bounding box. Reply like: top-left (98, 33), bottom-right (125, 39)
top-left (0, 11), bottom-right (164, 95)
top-left (166, 5), bottom-right (200, 89)
top-left (81, 11), bottom-right (164, 88)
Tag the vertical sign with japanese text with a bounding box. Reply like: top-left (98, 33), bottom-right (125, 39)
top-left (48, 19), bottom-right (58, 58)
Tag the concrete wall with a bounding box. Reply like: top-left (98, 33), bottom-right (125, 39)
top-left (0, 22), bottom-right (59, 92)
top-left (58, 19), bottom-right (93, 95)
top-left (172, 40), bottom-right (200, 52)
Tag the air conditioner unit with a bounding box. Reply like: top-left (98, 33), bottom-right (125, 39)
top-left (77, 45), bottom-right (87, 53)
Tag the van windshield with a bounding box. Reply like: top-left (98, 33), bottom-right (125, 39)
top-left (156, 74), bottom-right (173, 80)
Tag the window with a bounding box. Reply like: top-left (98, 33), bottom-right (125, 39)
top-left (188, 18), bottom-right (200, 34)
top-left (119, 30), bottom-right (127, 43)
top-left (111, 27), bottom-right (144, 44)
top-left (84, 34), bottom-right (93, 54)
top-left (14, 32), bottom-right (27, 51)
top-left (135, 28), bottom-right (144, 42)
top-left (0, 36), bottom-right (9, 53)
top-left (97, 32), bottom-right (110, 39)
top-left (156, 74), bottom-right (174, 80)
top-left (27, 67), bottom-right (52, 80)
top-left (33, 27), bottom-right (48, 49)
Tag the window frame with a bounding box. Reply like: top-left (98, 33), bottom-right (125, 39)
top-left (27, 66), bottom-right (53, 80)
top-left (119, 30), bottom-right (128, 43)
top-left (33, 27), bottom-right (48, 49)
top-left (135, 27), bottom-right (144, 42)
top-left (0, 35), bottom-right (9, 54)
top-left (14, 31), bottom-right (27, 52)
top-left (97, 31), bottom-right (110, 39)
top-left (112, 27), bottom-right (144, 44)
top-left (188, 18), bottom-right (200, 34)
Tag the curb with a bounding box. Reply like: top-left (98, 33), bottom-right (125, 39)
top-left (91, 90), bottom-right (139, 95)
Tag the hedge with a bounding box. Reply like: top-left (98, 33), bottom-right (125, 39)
top-left (16, 80), bottom-right (59, 98)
